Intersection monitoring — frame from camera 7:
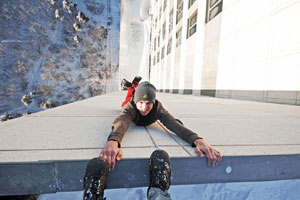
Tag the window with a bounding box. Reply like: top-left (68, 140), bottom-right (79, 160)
top-left (176, 0), bottom-right (183, 24)
top-left (149, 55), bottom-right (151, 68)
top-left (154, 37), bottom-right (156, 51)
top-left (169, 9), bottom-right (173, 33)
top-left (206, 0), bottom-right (223, 22)
top-left (153, 55), bottom-right (156, 65)
top-left (162, 22), bottom-right (166, 40)
top-left (158, 31), bottom-right (161, 47)
top-left (187, 12), bottom-right (197, 38)
top-left (157, 51), bottom-right (160, 63)
top-left (167, 39), bottom-right (172, 55)
top-left (164, 0), bottom-right (167, 11)
top-left (176, 29), bottom-right (182, 47)
top-left (188, 0), bottom-right (196, 8)
top-left (161, 46), bottom-right (165, 59)
top-left (159, 7), bottom-right (162, 19)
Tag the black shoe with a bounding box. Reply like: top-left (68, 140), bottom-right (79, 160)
top-left (132, 76), bottom-right (142, 84)
top-left (148, 150), bottom-right (171, 195)
top-left (83, 158), bottom-right (109, 200)
top-left (121, 79), bottom-right (132, 90)
top-left (121, 78), bottom-right (131, 90)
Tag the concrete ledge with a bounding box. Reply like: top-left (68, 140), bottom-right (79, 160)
top-left (1, 154), bottom-right (300, 196)
top-left (1, 91), bottom-right (300, 196)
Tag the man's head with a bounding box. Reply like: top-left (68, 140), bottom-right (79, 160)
top-left (134, 82), bottom-right (156, 116)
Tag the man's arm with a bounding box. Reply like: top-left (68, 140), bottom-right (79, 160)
top-left (99, 103), bottom-right (136, 170)
top-left (158, 103), bottom-right (222, 167)
top-left (157, 103), bottom-right (202, 146)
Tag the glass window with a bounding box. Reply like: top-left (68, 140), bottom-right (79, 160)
top-left (187, 12), bottom-right (197, 38)
top-left (164, 0), bottom-right (167, 11)
top-left (153, 55), bottom-right (156, 65)
top-left (210, 0), bottom-right (219, 7)
top-left (176, 0), bottom-right (183, 24)
top-left (154, 37), bottom-right (156, 51)
top-left (158, 31), bottom-right (161, 47)
top-left (206, 0), bottom-right (223, 23)
top-left (167, 39), bottom-right (172, 55)
top-left (169, 10), bottom-right (173, 33)
top-left (162, 22), bottom-right (166, 40)
top-left (176, 29), bottom-right (182, 47)
top-left (161, 46), bottom-right (165, 59)
top-left (159, 7), bottom-right (162, 19)
top-left (189, 0), bottom-right (196, 8)
top-left (157, 51), bottom-right (160, 62)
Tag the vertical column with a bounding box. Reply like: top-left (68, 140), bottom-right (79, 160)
top-left (157, 1), bottom-right (162, 90)
top-left (169, 0), bottom-right (178, 93)
top-left (192, 0), bottom-right (207, 95)
top-left (162, 3), bottom-right (168, 91)
top-left (178, 0), bottom-right (188, 94)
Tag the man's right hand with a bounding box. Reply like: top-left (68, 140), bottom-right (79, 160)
top-left (99, 140), bottom-right (123, 171)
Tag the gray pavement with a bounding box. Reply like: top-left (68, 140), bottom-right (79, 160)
top-left (1, 91), bottom-right (300, 195)
top-left (1, 91), bottom-right (300, 162)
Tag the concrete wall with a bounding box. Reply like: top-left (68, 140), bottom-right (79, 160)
top-left (215, 0), bottom-right (300, 105)
top-left (119, 0), bottom-right (150, 85)
top-left (147, 0), bottom-right (300, 105)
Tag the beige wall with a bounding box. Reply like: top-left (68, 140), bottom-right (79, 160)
top-left (142, 0), bottom-right (300, 105)
top-left (119, 0), bottom-right (151, 85)
top-left (215, 0), bottom-right (300, 105)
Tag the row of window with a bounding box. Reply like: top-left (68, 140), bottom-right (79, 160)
top-left (151, 0), bottom-right (223, 67)
top-left (154, 0), bottom-right (222, 30)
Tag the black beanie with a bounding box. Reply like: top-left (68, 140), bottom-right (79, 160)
top-left (134, 82), bottom-right (156, 104)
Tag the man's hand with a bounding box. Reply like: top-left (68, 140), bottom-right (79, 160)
top-left (194, 138), bottom-right (222, 167)
top-left (99, 141), bottom-right (123, 171)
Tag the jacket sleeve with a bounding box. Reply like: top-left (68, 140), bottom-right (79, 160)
top-left (107, 102), bottom-right (136, 147)
top-left (157, 102), bottom-right (202, 147)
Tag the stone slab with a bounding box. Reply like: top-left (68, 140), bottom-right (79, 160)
top-left (0, 117), bottom-right (114, 150)
top-left (120, 124), bottom-right (154, 147)
top-left (146, 122), bottom-right (180, 146)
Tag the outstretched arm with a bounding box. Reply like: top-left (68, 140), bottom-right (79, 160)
top-left (101, 102), bottom-right (136, 170)
top-left (193, 138), bottom-right (222, 167)
top-left (99, 141), bottom-right (123, 171)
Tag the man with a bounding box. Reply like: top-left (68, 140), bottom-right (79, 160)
top-left (83, 81), bottom-right (222, 200)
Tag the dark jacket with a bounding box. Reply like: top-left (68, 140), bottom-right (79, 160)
top-left (107, 100), bottom-right (202, 147)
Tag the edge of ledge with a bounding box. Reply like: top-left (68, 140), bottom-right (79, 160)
top-left (1, 154), bottom-right (300, 196)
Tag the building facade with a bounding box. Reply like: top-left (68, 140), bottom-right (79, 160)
top-left (148, 0), bottom-right (300, 105)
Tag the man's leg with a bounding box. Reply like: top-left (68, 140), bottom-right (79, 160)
top-left (121, 84), bottom-right (136, 107)
top-left (83, 158), bottom-right (109, 200)
top-left (121, 76), bottom-right (142, 107)
top-left (121, 79), bottom-right (132, 90)
top-left (147, 150), bottom-right (172, 200)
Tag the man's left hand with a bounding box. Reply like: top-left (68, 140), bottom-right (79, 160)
top-left (194, 138), bottom-right (222, 167)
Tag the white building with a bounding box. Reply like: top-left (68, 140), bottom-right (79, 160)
top-left (120, 0), bottom-right (300, 105)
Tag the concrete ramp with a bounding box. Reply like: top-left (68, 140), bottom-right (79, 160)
top-left (1, 91), bottom-right (300, 195)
